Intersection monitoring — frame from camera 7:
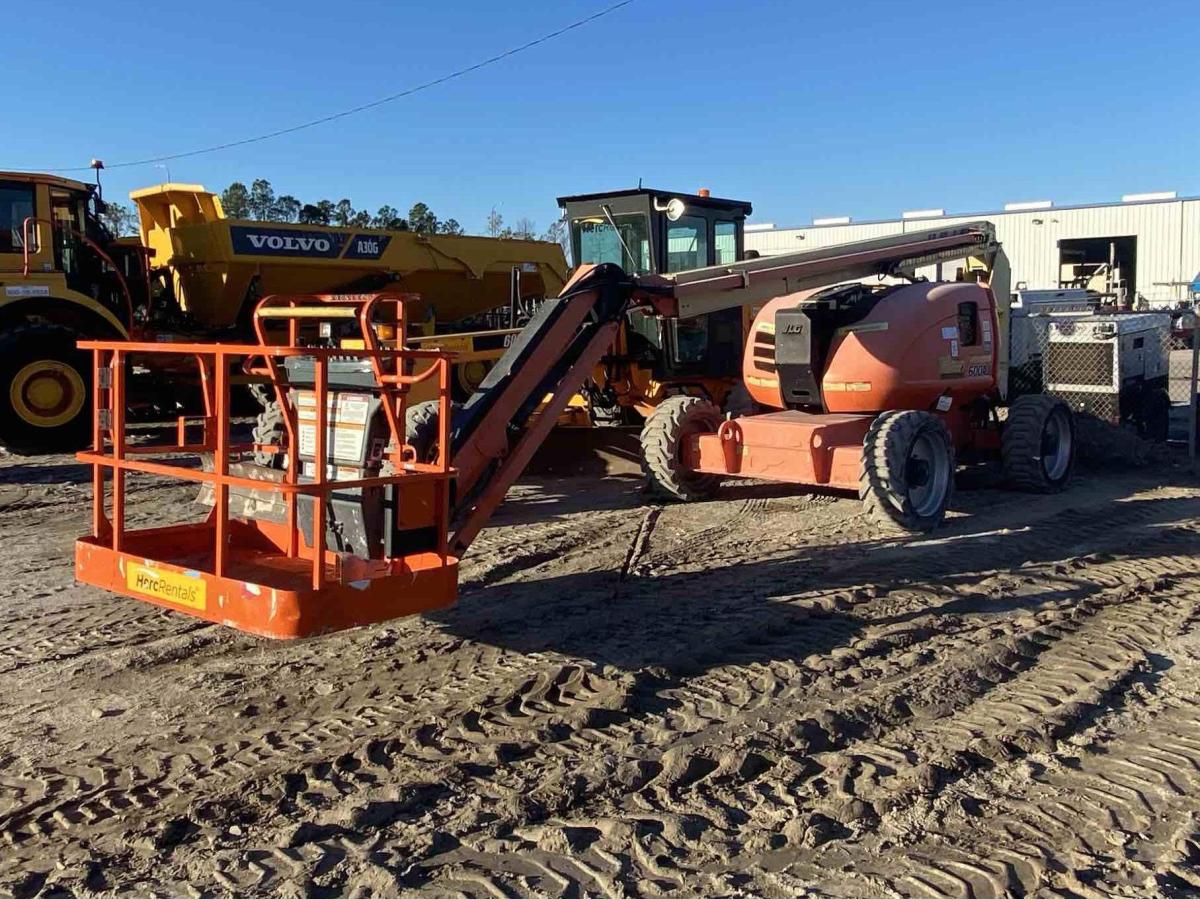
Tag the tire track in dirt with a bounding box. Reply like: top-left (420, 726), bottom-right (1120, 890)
top-left (52, 492), bottom-right (1195, 897)
top-left (459, 507), bottom-right (635, 590)
top-left (631, 495), bottom-right (775, 577)
top-left (2, 458), bottom-right (1199, 897)
top-left (0, 485), bottom-right (790, 893)
top-left (374, 508), bottom-right (1200, 897)
top-left (861, 626), bottom-right (1200, 897)
top-left (0, 605), bottom-right (215, 677)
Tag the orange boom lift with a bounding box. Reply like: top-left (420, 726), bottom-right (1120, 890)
top-left (75, 221), bottom-right (1073, 637)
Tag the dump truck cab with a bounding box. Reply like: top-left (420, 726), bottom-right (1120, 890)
top-left (0, 171), bottom-right (148, 451)
top-left (557, 188), bottom-right (753, 417)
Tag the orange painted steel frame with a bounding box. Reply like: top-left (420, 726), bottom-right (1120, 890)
top-left (446, 264), bottom-right (627, 555)
top-left (74, 292), bottom-right (459, 639)
top-left (688, 411), bottom-right (872, 490)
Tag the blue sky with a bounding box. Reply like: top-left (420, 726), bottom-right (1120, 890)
top-left (10, 0), bottom-right (1199, 233)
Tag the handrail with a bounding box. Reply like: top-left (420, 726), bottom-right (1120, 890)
top-left (21, 216), bottom-right (137, 329)
top-left (247, 292), bottom-right (421, 477)
top-left (79, 331), bottom-right (454, 591)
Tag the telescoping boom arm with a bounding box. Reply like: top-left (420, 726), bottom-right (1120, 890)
top-left (442, 221), bottom-right (999, 553)
top-left (650, 221), bottom-right (999, 319)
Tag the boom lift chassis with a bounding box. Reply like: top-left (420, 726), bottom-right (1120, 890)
top-left (76, 224), bottom-right (1002, 637)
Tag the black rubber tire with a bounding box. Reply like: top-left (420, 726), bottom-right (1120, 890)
top-left (0, 323), bottom-right (92, 454)
top-left (405, 400), bottom-right (442, 463)
top-left (1002, 394), bottom-right (1076, 492)
top-left (247, 382), bottom-right (274, 410)
top-left (640, 395), bottom-right (723, 502)
top-left (859, 410), bottom-right (955, 533)
top-left (1136, 387), bottom-right (1171, 443)
top-left (722, 381), bottom-right (760, 418)
top-left (252, 400), bottom-right (288, 468)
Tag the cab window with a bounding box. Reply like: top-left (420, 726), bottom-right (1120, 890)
top-left (0, 181), bottom-right (36, 253)
top-left (715, 220), bottom-right (737, 265)
top-left (670, 317), bottom-right (709, 364)
top-left (572, 213), bottom-right (651, 274)
top-left (666, 216), bottom-right (708, 272)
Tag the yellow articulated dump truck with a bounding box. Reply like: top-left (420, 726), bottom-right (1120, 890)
top-left (0, 171), bottom-right (567, 453)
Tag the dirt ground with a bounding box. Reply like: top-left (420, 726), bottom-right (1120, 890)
top-left (2, 445), bottom-right (1200, 898)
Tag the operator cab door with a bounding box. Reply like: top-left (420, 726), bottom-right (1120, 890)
top-left (567, 194), bottom-right (655, 275)
top-left (559, 188), bottom-right (751, 381)
top-left (49, 188), bottom-right (86, 281)
top-left (661, 212), bottom-right (745, 379)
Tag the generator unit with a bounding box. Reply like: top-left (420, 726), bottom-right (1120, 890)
top-left (1043, 312), bottom-right (1172, 438)
top-left (1007, 289), bottom-right (1100, 396)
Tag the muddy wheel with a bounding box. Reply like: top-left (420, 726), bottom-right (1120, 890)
top-left (1002, 394), bottom-right (1075, 492)
top-left (860, 410), bottom-right (955, 533)
top-left (405, 399), bottom-right (463, 464)
top-left (252, 401), bottom-right (288, 468)
top-left (0, 324), bottom-right (92, 454)
top-left (405, 400), bottom-right (440, 463)
top-left (641, 395), bottom-right (722, 502)
top-left (247, 382), bottom-right (274, 410)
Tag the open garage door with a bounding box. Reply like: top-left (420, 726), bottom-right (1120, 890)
top-left (1059, 235), bottom-right (1137, 307)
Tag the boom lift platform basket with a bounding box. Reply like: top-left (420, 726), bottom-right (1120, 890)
top-left (74, 293), bottom-right (459, 639)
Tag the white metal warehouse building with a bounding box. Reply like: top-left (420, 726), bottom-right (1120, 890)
top-left (744, 192), bottom-right (1200, 308)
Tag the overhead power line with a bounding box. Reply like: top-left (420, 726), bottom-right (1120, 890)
top-left (42, 0), bottom-right (636, 173)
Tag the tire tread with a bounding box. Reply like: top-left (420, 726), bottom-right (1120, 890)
top-left (0, 322), bottom-right (90, 453)
top-left (1002, 394), bottom-right (1075, 492)
top-left (859, 410), bottom-right (954, 533)
top-left (640, 396), bottom-right (722, 502)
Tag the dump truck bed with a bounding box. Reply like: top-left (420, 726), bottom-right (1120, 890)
top-left (131, 184), bottom-right (569, 328)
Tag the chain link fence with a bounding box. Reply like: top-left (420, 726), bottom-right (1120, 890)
top-left (1009, 304), bottom-right (1199, 466)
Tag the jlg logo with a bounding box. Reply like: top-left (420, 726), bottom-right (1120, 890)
top-left (782, 324), bottom-right (806, 334)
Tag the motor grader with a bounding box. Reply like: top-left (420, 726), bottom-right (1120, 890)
top-left (72, 217), bottom-right (1077, 639)
top-left (0, 170), bottom-right (567, 453)
top-left (557, 187), bottom-right (758, 423)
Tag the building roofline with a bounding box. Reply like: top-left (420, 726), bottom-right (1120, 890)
top-left (756, 193), bottom-right (1198, 233)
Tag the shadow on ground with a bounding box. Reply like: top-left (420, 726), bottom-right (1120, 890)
top-left (437, 486), bottom-right (1199, 679)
